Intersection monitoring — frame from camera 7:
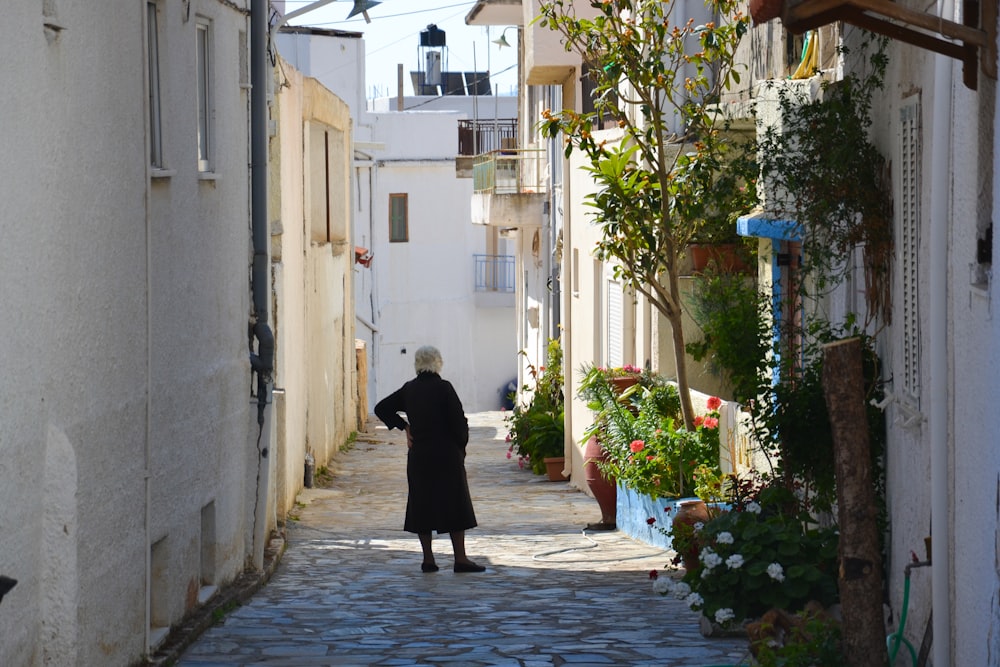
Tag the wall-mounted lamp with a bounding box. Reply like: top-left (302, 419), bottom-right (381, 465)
top-left (492, 27), bottom-right (515, 49)
top-left (348, 0), bottom-right (381, 23)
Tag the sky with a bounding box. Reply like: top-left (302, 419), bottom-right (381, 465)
top-left (283, 0), bottom-right (520, 99)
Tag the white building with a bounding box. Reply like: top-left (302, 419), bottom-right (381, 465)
top-left (0, 2), bottom-right (258, 663)
top-left (488, 0), bottom-right (1000, 662)
top-left (277, 26), bottom-right (519, 412)
top-left (0, 3), bottom-right (361, 664)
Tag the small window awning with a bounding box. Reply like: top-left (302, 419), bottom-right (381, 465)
top-left (737, 212), bottom-right (802, 241)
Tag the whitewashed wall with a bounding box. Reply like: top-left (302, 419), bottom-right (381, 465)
top-left (0, 1), bottom-right (255, 664)
top-left (361, 110), bottom-right (517, 412)
top-left (272, 62), bottom-right (358, 518)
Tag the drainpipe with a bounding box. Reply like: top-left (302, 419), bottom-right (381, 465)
top-left (929, 2), bottom-right (954, 663)
top-left (250, 0), bottom-right (275, 571)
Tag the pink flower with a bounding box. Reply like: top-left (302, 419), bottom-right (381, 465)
top-left (694, 416), bottom-right (705, 428)
top-left (703, 416), bottom-right (719, 429)
top-left (506, 450), bottom-right (512, 459)
top-left (505, 434), bottom-right (512, 443)
top-left (630, 440), bottom-right (645, 453)
top-left (706, 396), bottom-right (722, 411)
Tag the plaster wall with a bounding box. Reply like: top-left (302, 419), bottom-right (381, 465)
top-left (0, 1), bottom-right (255, 664)
top-left (364, 111), bottom-right (516, 413)
top-left (828, 26), bottom-right (1000, 662)
top-left (272, 63), bottom-right (357, 515)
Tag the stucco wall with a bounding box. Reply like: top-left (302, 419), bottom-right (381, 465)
top-left (273, 62), bottom-right (357, 516)
top-left (364, 111), bottom-right (517, 413)
top-left (0, 2), bottom-right (256, 664)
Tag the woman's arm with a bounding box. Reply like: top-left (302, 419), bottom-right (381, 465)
top-left (374, 386), bottom-right (409, 432)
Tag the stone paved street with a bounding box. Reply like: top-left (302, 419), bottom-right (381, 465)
top-left (176, 411), bottom-right (751, 666)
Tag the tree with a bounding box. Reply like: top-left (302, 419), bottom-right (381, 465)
top-left (538, 0), bottom-right (753, 429)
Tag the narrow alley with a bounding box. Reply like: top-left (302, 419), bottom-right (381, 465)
top-left (173, 411), bottom-right (751, 666)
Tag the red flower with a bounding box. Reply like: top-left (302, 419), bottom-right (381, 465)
top-left (629, 439), bottom-right (645, 453)
top-left (707, 396), bottom-right (722, 411)
top-left (703, 416), bottom-right (719, 429)
top-left (646, 455), bottom-right (655, 461)
top-left (694, 416), bottom-right (705, 428)
top-left (647, 517), bottom-right (656, 525)
top-left (649, 569), bottom-right (659, 580)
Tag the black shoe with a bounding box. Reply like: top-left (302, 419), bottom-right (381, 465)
top-left (585, 521), bottom-right (617, 531)
top-left (454, 561), bottom-right (486, 573)
top-left (421, 562), bottom-right (439, 573)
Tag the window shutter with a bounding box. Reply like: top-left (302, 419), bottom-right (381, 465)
top-left (899, 97), bottom-right (921, 401)
top-left (607, 279), bottom-right (623, 368)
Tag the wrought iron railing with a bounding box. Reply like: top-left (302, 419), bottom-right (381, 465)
top-left (472, 149), bottom-right (547, 195)
top-left (474, 254), bottom-right (515, 293)
top-left (458, 118), bottom-right (517, 156)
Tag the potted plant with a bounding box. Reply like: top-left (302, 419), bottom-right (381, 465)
top-left (505, 339), bottom-right (566, 479)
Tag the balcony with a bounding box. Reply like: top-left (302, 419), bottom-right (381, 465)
top-left (474, 254), bottom-right (515, 308)
top-left (471, 149), bottom-right (547, 227)
top-left (456, 118), bottom-right (517, 178)
top-left (474, 254), bottom-right (515, 292)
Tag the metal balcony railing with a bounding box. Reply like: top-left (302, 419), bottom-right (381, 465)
top-left (458, 118), bottom-right (518, 156)
top-left (472, 149), bottom-right (547, 195)
top-left (474, 254), bottom-right (515, 293)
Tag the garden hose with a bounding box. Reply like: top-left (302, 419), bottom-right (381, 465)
top-left (886, 560), bottom-right (930, 666)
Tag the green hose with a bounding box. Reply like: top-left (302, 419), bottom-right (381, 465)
top-left (886, 563), bottom-right (925, 666)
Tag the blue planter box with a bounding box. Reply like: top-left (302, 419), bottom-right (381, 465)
top-left (615, 487), bottom-right (701, 550)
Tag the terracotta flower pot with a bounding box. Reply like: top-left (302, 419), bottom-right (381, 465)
top-left (583, 436), bottom-right (617, 528)
top-left (673, 499), bottom-right (710, 571)
top-left (688, 243), bottom-right (751, 274)
top-left (543, 456), bottom-right (568, 482)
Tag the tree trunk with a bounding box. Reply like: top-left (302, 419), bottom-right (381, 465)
top-left (821, 337), bottom-right (886, 667)
top-left (666, 270), bottom-right (696, 432)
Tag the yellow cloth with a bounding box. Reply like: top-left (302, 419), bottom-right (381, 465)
top-left (790, 31), bottom-right (818, 79)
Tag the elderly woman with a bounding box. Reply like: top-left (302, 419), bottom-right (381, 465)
top-left (374, 346), bottom-right (486, 573)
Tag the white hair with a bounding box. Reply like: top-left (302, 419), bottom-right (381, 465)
top-left (414, 346), bottom-right (443, 374)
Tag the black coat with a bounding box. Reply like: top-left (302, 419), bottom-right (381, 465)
top-left (374, 372), bottom-right (477, 534)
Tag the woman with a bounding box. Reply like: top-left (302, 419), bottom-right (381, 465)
top-left (374, 346), bottom-right (486, 573)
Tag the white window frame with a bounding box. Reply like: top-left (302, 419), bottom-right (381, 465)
top-left (196, 18), bottom-right (213, 173)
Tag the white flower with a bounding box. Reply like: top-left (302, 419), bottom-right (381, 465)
top-left (716, 531), bottom-right (734, 544)
top-left (746, 501), bottom-right (762, 514)
top-left (685, 592), bottom-right (704, 610)
top-left (701, 567), bottom-right (712, 579)
top-left (652, 577), bottom-right (673, 595)
top-left (700, 548), bottom-right (723, 570)
top-left (767, 562), bottom-right (785, 582)
top-left (726, 554), bottom-right (745, 569)
top-left (671, 581), bottom-right (691, 599)
top-left (693, 521), bottom-right (705, 531)
top-left (715, 607), bottom-right (736, 624)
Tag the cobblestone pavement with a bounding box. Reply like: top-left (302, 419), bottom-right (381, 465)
top-left (176, 411), bottom-right (751, 667)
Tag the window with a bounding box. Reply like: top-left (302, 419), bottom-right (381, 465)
top-left (899, 96), bottom-right (921, 401)
top-left (196, 18), bottom-right (213, 172)
top-left (147, 1), bottom-right (163, 168)
top-left (389, 194), bottom-right (408, 242)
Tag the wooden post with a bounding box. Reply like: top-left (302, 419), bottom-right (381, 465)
top-left (821, 337), bottom-right (886, 667)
